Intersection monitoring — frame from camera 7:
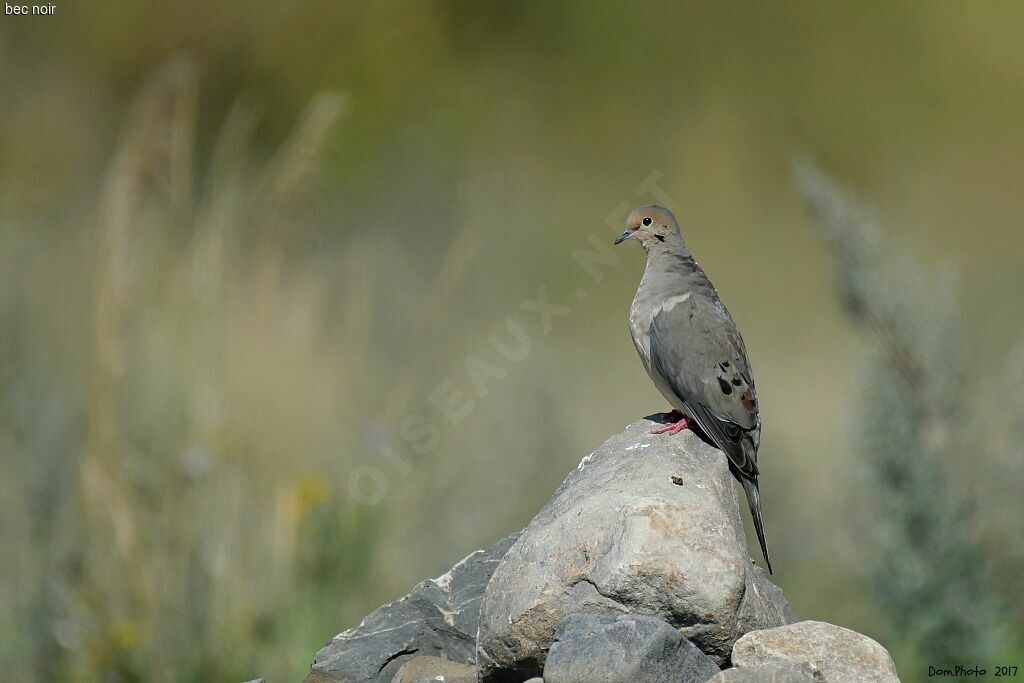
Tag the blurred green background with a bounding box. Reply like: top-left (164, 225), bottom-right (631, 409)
top-left (2, 2), bottom-right (1022, 681)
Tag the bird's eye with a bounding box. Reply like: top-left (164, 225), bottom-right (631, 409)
top-left (642, 217), bottom-right (653, 227)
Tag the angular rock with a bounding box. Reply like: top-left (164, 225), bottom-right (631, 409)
top-left (305, 534), bottom-right (519, 683)
top-left (477, 419), bottom-right (794, 681)
top-left (730, 620), bottom-right (899, 682)
top-left (388, 655), bottom-right (476, 683)
top-left (543, 612), bottom-right (720, 683)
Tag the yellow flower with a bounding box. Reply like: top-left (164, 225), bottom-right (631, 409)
top-left (111, 619), bottom-right (141, 650)
top-left (287, 475), bottom-right (330, 523)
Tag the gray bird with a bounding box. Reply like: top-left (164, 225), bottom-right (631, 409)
top-left (615, 205), bottom-right (772, 573)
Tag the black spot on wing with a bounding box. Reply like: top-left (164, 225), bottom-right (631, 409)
top-left (718, 377), bottom-right (733, 395)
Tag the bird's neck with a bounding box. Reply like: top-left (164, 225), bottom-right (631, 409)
top-left (641, 238), bottom-right (707, 293)
top-left (641, 233), bottom-right (689, 262)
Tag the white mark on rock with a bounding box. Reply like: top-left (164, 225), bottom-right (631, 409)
top-left (625, 442), bottom-right (650, 451)
top-left (576, 453), bottom-right (595, 471)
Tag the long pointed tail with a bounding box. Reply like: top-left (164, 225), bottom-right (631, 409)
top-left (740, 476), bottom-right (773, 574)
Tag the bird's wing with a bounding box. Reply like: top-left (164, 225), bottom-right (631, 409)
top-left (648, 293), bottom-right (760, 478)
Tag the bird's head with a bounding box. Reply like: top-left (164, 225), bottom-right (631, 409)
top-left (614, 205), bottom-right (680, 250)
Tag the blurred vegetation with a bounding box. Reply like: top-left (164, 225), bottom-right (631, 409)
top-left (2, 58), bottom-right (384, 682)
top-left (1, 2), bottom-right (1023, 682)
top-left (798, 162), bottom-right (1023, 671)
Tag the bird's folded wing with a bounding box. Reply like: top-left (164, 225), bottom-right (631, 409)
top-left (649, 296), bottom-right (760, 478)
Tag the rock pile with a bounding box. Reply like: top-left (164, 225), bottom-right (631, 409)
top-left (303, 418), bottom-right (899, 683)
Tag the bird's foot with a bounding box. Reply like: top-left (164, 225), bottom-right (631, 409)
top-left (651, 414), bottom-right (692, 435)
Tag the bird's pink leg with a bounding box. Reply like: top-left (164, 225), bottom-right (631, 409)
top-left (651, 412), bottom-right (692, 435)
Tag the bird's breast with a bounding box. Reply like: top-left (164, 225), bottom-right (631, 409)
top-left (628, 297), bottom-right (653, 370)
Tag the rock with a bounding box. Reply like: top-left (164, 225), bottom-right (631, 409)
top-left (710, 662), bottom-right (823, 682)
top-left (476, 419), bottom-right (794, 681)
top-left (543, 612), bottom-right (720, 683)
top-left (388, 655), bottom-right (476, 683)
top-left (305, 534), bottom-right (519, 683)
top-left (730, 620), bottom-right (899, 682)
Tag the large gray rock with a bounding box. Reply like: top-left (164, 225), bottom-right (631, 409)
top-left (730, 620), bottom-right (899, 682)
top-left (710, 662), bottom-right (823, 682)
top-left (543, 612), bottom-right (720, 683)
top-left (304, 534), bottom-right (519, 683)
top-left (476, 419), bottom-right (794, 681)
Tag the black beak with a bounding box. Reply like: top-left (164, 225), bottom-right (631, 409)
top-left (614, 230), bottom-right (632, 245)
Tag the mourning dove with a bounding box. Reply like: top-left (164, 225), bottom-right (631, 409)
top-left (615, 205), bottom-right (772, 573)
